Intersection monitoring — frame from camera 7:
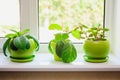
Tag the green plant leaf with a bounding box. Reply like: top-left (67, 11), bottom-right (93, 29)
top-left (5, 33), bottom-right (17, 38)
top-left (56, 41), bottom-right (65, 58)
top-left (25, 38), bottom-right (30, 49)
top-left (3, 38), bottom-right (11, 56)
top-left (91, 27), bottom-right (97, 30)
top-left (88, 29), bottom-right (93, 32)
top-left (89, 34), bottom-right (93, 37)
top-left (71, 30), bottom-right (81, 39)
top-left (64, 26), bottom-right (69, 32)
top-left (26, 35), bottom-right (40, 51)
top-left (10, 40), bottom-right (18, 51)
top-left (49, 24), bottom-right (62, 30)
top-left (102, 28), bottom-right (109, 31)
top-left (48, 41), bottom-right (53, 54)
top-left (13, 36), bottom-right (23, 49)
top-left (20, 29), bottom-right (30, 35)
top-left (13, 36), bottom-right (30, 50)
top-left (48, 40), bottom-right (56, 54)
top-left (10, 29), bottom-right (18, 33)
top-left (54, 33), bottom-right (69, 41)
top-left (62, 42), bottom-right (77, 63)
top-left (10, 29), bottom-right (20, 36)
top-left (82, 24), bottom-right (88, 28)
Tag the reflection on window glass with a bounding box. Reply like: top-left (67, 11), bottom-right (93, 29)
top-left (0, 0), bottom-right (20, 37)
top-left (39, 0), bottom-right (105, 43)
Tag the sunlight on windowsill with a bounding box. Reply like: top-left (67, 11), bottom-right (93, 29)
top-left (0, 53), bottom-right (120, 71)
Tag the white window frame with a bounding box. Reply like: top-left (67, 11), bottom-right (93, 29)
top-left (111, 0), bottom-right (120, 57)
top-left (20, 0), bottom-right (39, 38)
top-left (0, 0), bottom-right (116, 54)
top-left (105, 0), bottom-right (114, 54)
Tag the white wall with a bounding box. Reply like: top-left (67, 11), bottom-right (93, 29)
top-left (113, 0), bottom-right (120, 57)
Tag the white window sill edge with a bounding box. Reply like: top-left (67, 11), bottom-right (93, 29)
top-left (0, 53), bottom-right (120, 71)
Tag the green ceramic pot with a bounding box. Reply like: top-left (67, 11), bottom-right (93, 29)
top-left (8, 39), bottom-right (36, 62)
top-left (83, 40), bottom-right (110, 63)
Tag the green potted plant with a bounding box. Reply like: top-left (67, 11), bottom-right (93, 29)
top-left (71, 23), bottom-right (110, 63)
top-left (3, 29), bottom-right (39, 62)
top-left (48, 24), bottom-right (77, 63)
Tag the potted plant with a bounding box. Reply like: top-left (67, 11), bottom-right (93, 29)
top-left (71, 23), bottom-right (110, 63)
top-left (48, 24), bottom-right (77, 63)
top-left (3, 29), bottom-right (39, 62)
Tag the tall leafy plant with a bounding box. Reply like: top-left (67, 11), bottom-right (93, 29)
top-left (48, 24), bottom-right (77, 63)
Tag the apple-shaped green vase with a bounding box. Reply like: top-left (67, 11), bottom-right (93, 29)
top-left (83, 40), bottom-right (110, 63)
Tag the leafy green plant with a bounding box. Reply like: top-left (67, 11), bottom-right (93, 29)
top-left (48, 23), bottom-right (109, 63)
top-left (48, 24), bottom-right (77, 63)
top-left (70, 23), bottom-right (109, 41)
top-left (3, 29), bottom-right (39, 56)
top-left (81, 24), bottom-right (110, 63)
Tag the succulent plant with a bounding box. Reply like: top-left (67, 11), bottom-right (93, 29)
top-left (3, 29), bottom-right (39, 56)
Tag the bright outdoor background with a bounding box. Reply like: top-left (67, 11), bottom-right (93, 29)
top-left (0, 0), bottom-right (20, 37)
top-left (0, 0), bottom-right (104, 43)
top-left (39, 0), bottom-right (105, 43)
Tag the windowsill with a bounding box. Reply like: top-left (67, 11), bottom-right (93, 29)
top-left (0, 53), bottom-right (120, 71)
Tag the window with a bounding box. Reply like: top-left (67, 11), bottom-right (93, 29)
top-left (0, 0), bottom-right (115, 54)
top-left (0, 0), bottom-right (120, 71)
top-left (0, 0), bottom-right (39, 52)
top-left (39, 0), bottom-right (105, 43)
top-left (0, 0), bottom-right (114, 53)
top-left (0, 0), bottom-right (20, 37)
top-left (0, 0), bottom-right (20, 52)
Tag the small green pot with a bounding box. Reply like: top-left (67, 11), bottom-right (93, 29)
top-left (8, 39), bottom-right (36, 62)
top-left (83, 40), bottom-right (110, 63)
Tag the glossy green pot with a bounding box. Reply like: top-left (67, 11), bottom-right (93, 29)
top-left (8, 39), bottom-right (36, 62)
top-left (83, 40), bottom-right (110, 63)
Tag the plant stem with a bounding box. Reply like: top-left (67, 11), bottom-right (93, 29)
top-left (68, 26), bottom-right (80, 34)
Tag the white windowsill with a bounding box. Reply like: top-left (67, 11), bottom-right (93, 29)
top-left (0, 53), bottom-right (120, 71)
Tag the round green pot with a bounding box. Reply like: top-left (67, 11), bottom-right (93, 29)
top-left (83, 40), bottom-right (110, 63)
top-left (8, 39), bottom-right (36, 62)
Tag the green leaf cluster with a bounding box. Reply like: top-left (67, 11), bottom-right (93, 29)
top-left (73, 24), bottom-right (109, 41)
top-left (87, 26), bottom-right (109, 41)
top-left (49, 24), bottom-right (62, 30)
top-left (3, 29), bottom-right (40, 56)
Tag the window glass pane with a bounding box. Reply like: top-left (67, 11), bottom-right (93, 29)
top-left (0, 0), bottom-right (20, 37)
top-left (39, 0), bottom-right (105, 43)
